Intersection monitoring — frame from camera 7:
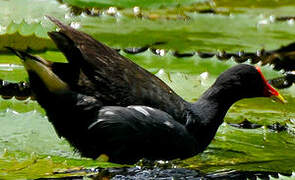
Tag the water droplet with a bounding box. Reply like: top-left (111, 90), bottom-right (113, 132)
top-left (288, 19), bottom-right (294, 25)
top-left (107, 7), bottom-right (118, 16)
top-left (133, 6), bottom-right (141, 16)
top-left (70, 22), bottom-right (80, 29)
top-left (269, 15), bottom-right (275, 22)
top-left (200, 72), bottom-right (209, 80)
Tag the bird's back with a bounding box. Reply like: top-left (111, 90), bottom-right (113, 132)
top-left (47, 16), bottom-right (188, 123)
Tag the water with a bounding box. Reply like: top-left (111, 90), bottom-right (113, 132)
top-left (0, 0), bottom-right (295, 179)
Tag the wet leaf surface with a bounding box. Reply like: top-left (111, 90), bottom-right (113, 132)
top-left (0, 0), bottom-right (295, 179)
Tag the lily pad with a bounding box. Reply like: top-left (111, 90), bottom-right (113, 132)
top-left (61, 0), bottom-right (209, 9)
top-left (0, 0), bottom-right (295, 179)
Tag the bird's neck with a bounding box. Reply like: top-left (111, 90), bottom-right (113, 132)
top-left (185, 86), bottom-right (241, 151)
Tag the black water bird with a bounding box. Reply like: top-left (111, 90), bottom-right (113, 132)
top-left (8, 17), bottom-right (286, 164)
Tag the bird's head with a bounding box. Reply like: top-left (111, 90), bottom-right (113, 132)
top-left (209, 64), bottom-right (286, 104)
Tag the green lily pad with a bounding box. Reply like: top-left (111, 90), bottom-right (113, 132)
top-left (0, 0), bottom-right (295, 179)
top-left (61, 0), bottom-right (209, 9)
top-left (215, 0), bottom-right (295, 8)
top-left (1, 0), bottom-right (295, 54)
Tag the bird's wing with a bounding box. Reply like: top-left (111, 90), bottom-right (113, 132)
top-left (46, 16), bottom-right (163, 84)
top-left (46, 16), bottom-right (186, 117)
top-left (87, 105), bottom-right (197, 163)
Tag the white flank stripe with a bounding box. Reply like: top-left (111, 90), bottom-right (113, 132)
top-left (128, 106), bottom-right (150, 116)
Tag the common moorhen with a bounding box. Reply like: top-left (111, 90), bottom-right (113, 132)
top-left (8, 17), bottom-right (286, 164)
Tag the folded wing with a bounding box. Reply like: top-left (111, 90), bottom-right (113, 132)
top-left (86, 105), bottom-right (197, 164)
top-left (47, 16), bottom-right (187, 122)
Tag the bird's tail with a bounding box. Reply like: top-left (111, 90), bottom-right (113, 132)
top-left (5, 47), bottom-right (33, 60)
top-left (45, 15), bottom-right (68, 30)
top-left (6, 47), bottom-right (52, 66)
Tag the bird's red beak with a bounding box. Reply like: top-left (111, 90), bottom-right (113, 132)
top-left (256, 66), bottom-right (287, 103)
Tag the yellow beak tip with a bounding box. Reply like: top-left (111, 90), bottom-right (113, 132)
top-left (271, 94), bottom-right (287, 104)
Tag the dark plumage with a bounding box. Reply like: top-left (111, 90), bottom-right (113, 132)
top-left (8, 17), bottom-right (286, 164)
top-left (46, 16), bottom-right (187, 123)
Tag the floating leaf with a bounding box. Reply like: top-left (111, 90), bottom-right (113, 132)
top-left (61, 0), bottom-right (209, 9)
top-left (0, 32), bottom-right (55, 52)
top-left (0, 0), bottom-right (71, 51)
top-left (215, 0), bottom-right (295, 8)
top-left (0, 0), bottom-right (295, 179)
